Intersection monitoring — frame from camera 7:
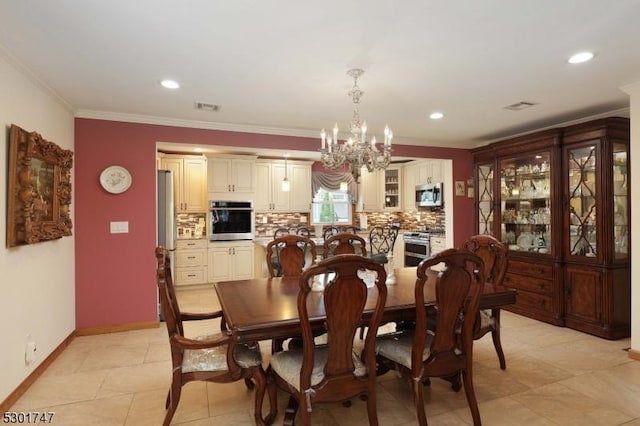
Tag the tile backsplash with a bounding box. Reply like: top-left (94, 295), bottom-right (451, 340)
top-left (176, 209), bottom-right (445, 239)
top-left (255, 208), bottom-right (444, 237)
top-left (176, 213), bottom-right (207, 238)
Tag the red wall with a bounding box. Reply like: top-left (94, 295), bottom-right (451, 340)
top-left (74, 118), bottom-right (474, 328)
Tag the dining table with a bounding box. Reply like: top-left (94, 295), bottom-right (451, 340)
top-left (214, 266), bottom-right (517, 345)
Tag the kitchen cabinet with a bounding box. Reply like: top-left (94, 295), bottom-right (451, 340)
top-left (254, 159), bottom-right (312, 212)
top-left (207, 155), bottom-right (256, 198)
top-left (402, 159), bottom-right (445, 211)
top-left (208, 241), bottom-right (254, 282)
top-left (359, 165), bottom-right (402, 212)
top-left (382, 166), bottom-right (402, 210)
top-left (429, 234), bottom-right (447, 256)
top-left (159, 154), bottom-right (207, 212)
top-left (358, 168), bottom-right (383, 211)
top-left (175, 239), bottom-right (208, 285)
top-left (472, 117), bottom-right (630, 338)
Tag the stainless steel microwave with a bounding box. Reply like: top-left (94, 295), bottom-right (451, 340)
top-left (415, 182), bottom-right (443, 208)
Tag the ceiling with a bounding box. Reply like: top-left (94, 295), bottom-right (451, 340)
top-left (1, 1), bottom-right (639, 150)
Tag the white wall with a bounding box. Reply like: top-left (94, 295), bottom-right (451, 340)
top-left (0, 48), bottom-right (75, 402)
top-left (622, 81), bottom-right (640, 355)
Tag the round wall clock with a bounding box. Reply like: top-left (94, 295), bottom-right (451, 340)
top-left (99, 165), bottom-right (132, 194)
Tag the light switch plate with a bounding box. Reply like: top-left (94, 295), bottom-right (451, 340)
top-left (110, 221), bottom-right (129, 233)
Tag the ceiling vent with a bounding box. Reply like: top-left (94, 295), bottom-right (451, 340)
top-left (195, 102), bottom-right (221, 112)
top-left (503, 101), bottom-right (538, 111)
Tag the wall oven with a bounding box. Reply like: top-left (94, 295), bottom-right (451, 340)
top-left (404, 232), bottom-right (431, 267)
top-left (209, 200), bottom-right (254, 241)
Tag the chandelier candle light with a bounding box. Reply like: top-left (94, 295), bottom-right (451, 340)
top-left (320, 68), bottom-right (392, 183)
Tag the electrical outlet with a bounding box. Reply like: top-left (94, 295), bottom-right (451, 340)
top-left (25, 335), bottom-right (36, 365)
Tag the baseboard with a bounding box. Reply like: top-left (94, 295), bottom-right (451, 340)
top-left (75, 320), bottom-right (159, 336)
top-left (628, 348), bottom-right (640, 361)
top-left (0, 331), bottom-right (75, 414)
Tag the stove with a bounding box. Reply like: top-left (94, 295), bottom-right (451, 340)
top-left (403, 232), bottom-right (431, 266)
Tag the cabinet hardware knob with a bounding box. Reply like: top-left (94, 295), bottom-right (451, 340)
top-left (233, 184), bottom-right (235, 191)
top-left (228, 185), bottom-right (231, 192)
top-left (188, 274), bottom-right (196, 277)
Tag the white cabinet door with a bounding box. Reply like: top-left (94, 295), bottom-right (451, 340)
top-left (208, 246), bottom-right (232, 282)
top-left (207, 157), bottom-right (256, 197)
top-left (231, 158), bottom-right (256, 193)
top-left (360, 169), bottom-right (382, 211)
top-left (208, 243), bottom-right (254, 282)
top-left (254, 162), bottom-right (272, 211)
top-left (270, 162), bottom-right (290, 211)
top-left (183, 157), bottom-right (207, 212)
top-left (160, 155), bottom-right (206, 212)
top-left (231, 245), bottom-right (254, 280)
top-left (403, 163), bottom-right (418, 211)
top-left (207, 158), bottom-right (232, 193)
top-left (290, 164), bottom-right (312, 211)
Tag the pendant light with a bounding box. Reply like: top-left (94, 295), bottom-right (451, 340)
top-left (282, 153), bottom-right (291, 192)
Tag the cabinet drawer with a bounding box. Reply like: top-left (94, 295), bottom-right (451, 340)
top-left (175, 267), bottom-right (207, 285)
top-left (175, 250), bottom-right (206, 267)
top-left (176, 239), bottom-right (208, 249)
top-left (513, 290), bottom-right (554, 314)
top-left (503, 272), bottom-right (552, 295)
top-left (507, 259), bottom-right (553, 279)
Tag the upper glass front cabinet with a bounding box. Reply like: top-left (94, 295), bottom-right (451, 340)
top-left (477, 162), bottom-right (494, 235)
top-left (499, 152), bottom-right (552, 254)
top-left (612, 143), bottom-right (628, 259)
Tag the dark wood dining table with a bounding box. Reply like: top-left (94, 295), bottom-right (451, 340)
top-left (214, 266), bottom-right (517, 344)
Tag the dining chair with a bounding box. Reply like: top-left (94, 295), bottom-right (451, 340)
top-left (267, 254), bottom-right (388, 425)
top-left (323, 232), bottom-right (367, 258)
top-left (271, 226), bottom-right (312, 276)
top-left (376, 248), bottom-right (485, 426)
top-left (368, 225), bottom-right (400, 265)
top-left (155, 247), bottom-right (275, 426)
top-left (461, 234), bottom-right (508, 370)
top-left (266, 234), bottom-right (317, 278)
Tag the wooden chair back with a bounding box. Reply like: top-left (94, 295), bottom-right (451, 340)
top-left (322, 225), bottom-right (357, 240)
top-left (323, 233), bottom-right (367, 258)
top-left (266, 234), bottom-right (317, 278)
top-left (156, 246), bottom-right (185, 337)
top-left (461, 234), bottom-right (508, 287)
top-left (298, 254), bottom-right (387, 413)
top-left (413, 248), bottom-right (485, 378)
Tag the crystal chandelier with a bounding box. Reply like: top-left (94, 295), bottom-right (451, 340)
top-left (320, 68), bottom-right (392, 183)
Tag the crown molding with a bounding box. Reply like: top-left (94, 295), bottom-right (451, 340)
top-left (0, 42), bottom-right (74, 112)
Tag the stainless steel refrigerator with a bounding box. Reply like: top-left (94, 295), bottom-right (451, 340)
top-left (157, 170), bottom-right (176, 319)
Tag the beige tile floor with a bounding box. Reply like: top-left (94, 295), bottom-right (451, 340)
top-left (9, 285), bottom-right (640, 425)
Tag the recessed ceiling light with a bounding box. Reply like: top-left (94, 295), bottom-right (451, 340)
top-left (160, 79), bottom-right (180, 89)
top-left (429, 112), bottom-right (444, 120)
top-left (568, 52), bottom-right (594, 64)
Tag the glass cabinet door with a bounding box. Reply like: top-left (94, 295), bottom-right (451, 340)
top-left (383, 167), bottom-right (400, 209)
top-left (566, 145), bottom-right (597, 257)
top-left (499, 152), bottom-right (552, 253)
top-left (612, 143), bottom-right (628, 259)
top-left (477, 162), bottom-right (495, 235)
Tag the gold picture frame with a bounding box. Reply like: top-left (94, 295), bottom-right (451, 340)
top-left (6, 124), bottom-right (74, 247)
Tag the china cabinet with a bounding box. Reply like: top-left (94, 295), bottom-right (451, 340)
top-left (561, 118), bottom-right (630, 339)
top-left (473, 129), bottom-right (564, 326)
top-left (472, 117), bottom-right (630, 339)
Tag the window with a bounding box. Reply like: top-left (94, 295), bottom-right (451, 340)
top-left (311, 188), bottom-right (352, 225)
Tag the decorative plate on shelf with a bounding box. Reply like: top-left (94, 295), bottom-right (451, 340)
top-left (99, 165), bottom-right (132, 194)
top-left (517, 233), bottom-right (533, 249)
